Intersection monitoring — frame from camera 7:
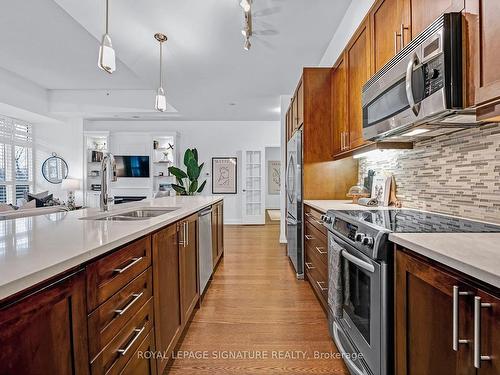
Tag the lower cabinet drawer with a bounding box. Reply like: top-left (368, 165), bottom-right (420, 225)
top-left (304, 222), bottom-right (328, 267)
top-left (305, 251), bottom-right (328, 310)
top-left (120, 330), bottom-right (157, 375)
top-left (87, 236), bottom-right (152, 312)
top-left (88, 268), bottom-right (153, 360)
top-left (306, 243), bottom-right (327, 281)
top-left (90, 298), bottom-right (154, 375)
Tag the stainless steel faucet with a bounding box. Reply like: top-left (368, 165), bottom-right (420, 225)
top-left (100, 152), bottom-right (117, 211)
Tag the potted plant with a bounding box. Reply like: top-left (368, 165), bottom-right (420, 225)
top-left (168, 148), bottom-right (207, 195)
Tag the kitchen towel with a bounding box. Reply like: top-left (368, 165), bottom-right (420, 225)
top-left (328, 236), bottom-right (344, 319)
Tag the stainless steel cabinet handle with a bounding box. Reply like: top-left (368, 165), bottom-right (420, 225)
top-left (186, 221), bottom-right (189, 247)
top-left (114, 292), bottom-right (144, 316)
top-left (316, 281), bottom-right (328, 291)
top-left (117, 326), bottom-right (146, 356)
top-left (305, 234), bottom-right (313, 240)
top-left (315, 220), bottom-right (324, 225)
top-left (113, 257), bottom-right (143, 274)
top-left (452, 286), bottom-right (472, 351)
top-left (400, 24), bottom-right (408, 49)
top-left (394, 31), bottom-right (399, 54)
top-left (305, 213), bottom-right (312, 217)
top-left (316, 246), bottom-right (327, 255)
top-left (340, 131), bottom-right (343, 150)
top-left (305, 262), bottom-right (315, 270)
top-left (474, 296), bottom-right (492, 368)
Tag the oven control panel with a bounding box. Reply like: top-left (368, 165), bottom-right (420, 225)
top-left (332, 218), bottom-right (358, 241)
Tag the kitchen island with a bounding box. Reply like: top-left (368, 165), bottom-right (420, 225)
top-left (0, 196), bottom-right (224, 375)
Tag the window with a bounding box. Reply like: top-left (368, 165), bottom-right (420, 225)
top-left (0, 115), bottom-right (33, 204)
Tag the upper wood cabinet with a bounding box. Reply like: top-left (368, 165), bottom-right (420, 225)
top-left (371, 0), bottom-right (407, 72)
top-left (396, 249), bottom-right (500, 375)
top-left (346, 18), bottom-right (372, 150)
top-left (0, 270), bottom-right (89, 375)
top-left (296, 80), bottom-right (304, 128)
top-left (331, 56), bottom-right (348, 156)
top-left (467, 0), bottom-right (500, 112)
top-left (406, 0), bottom-right (464, 37)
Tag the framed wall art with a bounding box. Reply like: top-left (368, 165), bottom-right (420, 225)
top-left (212, 157), bottom-right (237, 194)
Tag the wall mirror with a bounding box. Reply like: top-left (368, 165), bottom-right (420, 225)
top-left (42, 153), bottom-right (69, 184)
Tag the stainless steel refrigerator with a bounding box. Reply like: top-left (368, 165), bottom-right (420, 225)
top-left (286, 129), bottom-right (303, 279)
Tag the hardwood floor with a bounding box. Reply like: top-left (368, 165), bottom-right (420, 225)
top-left (167, 224), bottom-right (348, 374)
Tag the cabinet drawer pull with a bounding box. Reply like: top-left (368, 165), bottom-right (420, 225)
top-left (394, 31), bottom-right (398, 54)
top-left (305, 262), bottom-right (315, 270)
top-left (315, 220), bottom-right (324, 225)
top-left (316, 246), bottom-right (327, 255)
top-left (114, 292), bottom-right (144, 316)
top-left (474, 296), bottom-right (492, 368)
top-left (305, 235), bottom-right (313, 240)
top-left (305, 213), bottom-right (312, 217)
top-left (117, 326), bottom-right (146, 356)
top-left (113, 257), bottom-right (143, 274)
top-left (316, 281), bottom-right (327, 292)
top-left (452, 286), bottom-right (472, 351)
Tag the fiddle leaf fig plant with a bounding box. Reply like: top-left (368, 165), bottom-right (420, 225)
top-left (169, 148), bottom-right (207, 196)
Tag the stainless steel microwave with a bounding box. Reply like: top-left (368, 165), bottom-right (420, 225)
top-left (362, 13), bottom-right (480, 142)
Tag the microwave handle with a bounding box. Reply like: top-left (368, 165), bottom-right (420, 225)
top-left (405, 52), bottom-right (421, 116)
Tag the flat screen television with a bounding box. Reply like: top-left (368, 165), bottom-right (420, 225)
top-left (115, 155), bottom-right (150, 178)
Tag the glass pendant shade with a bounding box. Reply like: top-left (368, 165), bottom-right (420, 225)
top-left (98, 34), bottom-right (116, 73)
top-left (244, 38), bottom-right (251, 51)
top-left (155, 87), bottom-right (167, 112)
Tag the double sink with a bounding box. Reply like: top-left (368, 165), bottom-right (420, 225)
top-left (81, 207), bottom-right (179, 221)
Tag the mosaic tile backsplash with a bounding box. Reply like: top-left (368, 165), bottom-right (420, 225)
top-left (358, 123), bottom-right (500, 224)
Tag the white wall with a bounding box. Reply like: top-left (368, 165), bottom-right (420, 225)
top-left (318, 0), bottom-right (376, 66)
top-left (265, 147), bottom-right (280, 209)
top-left (84, 121), bottom-right (280, 224)
top-left (33, 118), bottom-right (84, 204)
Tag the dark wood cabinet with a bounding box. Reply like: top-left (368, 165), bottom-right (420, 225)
top-left (152, 224), bottom-right (182, 375)
top-left (0, 270), bottom-right (89, 375)
top-left (179, 214), bottom-right (199, 325)
top-left (396, 249), bottom-right (499, 374)
top-left (121, 330), bottom-right (157, 375)
top-left (346, 18), bottom-right (372, 150)
top-left (296, 80), bottom-right (304, 128)
top-left (304, 205), bottom-right (329, 314)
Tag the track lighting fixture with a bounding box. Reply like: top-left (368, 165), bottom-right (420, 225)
top-left (98, 0), bottom-right (116, 73)
top-left (154, 33), bottom-right (168, 112)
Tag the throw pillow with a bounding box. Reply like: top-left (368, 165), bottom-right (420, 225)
top-left (0, 203), bottom-right (15, 212)
top-left (19, 199), bottom-right (37, 209)
top-left (27, 192), bottom-right (53, 208)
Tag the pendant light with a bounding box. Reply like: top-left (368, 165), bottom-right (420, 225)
top-left (154, 33), bottom-right (168, 112)
top-left (241, 0), bottom-right (252, 51)
top-left (98, 0), bottom-right (116, 73)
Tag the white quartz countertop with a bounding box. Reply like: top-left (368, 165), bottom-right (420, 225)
top-left (304, 200), bottom-right (385, 213)
top-left (0, 196), bottom-right (223, 301)
top-left (304, 200), bottom-right (500, 289)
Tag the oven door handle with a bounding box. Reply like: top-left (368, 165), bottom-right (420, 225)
top-left (405, 52), bottom-right (421, 116)
top-left (341, 250), bottom-right (375, 273)
top-left (332, 321), bottom-right (367, 375)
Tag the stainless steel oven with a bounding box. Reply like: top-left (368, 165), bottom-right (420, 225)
top-left (362, 13), bottom-right (480, 142)
top-left (328, 231), bottom-right (389, 375)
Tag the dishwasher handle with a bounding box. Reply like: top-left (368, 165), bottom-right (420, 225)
top-left (199, 208), bottom-right (213, 217)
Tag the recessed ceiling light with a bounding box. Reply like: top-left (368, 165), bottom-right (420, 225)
top-left (132, 116), bottom-right (140, 119)
top-left (228, 102), bottom-right (236, 106)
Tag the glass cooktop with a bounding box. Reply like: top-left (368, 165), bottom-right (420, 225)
top-left (334, 209), bottom-right (500, 233)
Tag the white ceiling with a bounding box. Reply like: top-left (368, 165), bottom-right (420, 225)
top-left (0, 0), bottom-right (351, 121)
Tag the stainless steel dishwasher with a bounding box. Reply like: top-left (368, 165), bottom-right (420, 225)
top-left (198, 207), bottom-right (213, 296)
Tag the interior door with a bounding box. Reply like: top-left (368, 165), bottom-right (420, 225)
top-left (241, 149), bottom-right (265, 224)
